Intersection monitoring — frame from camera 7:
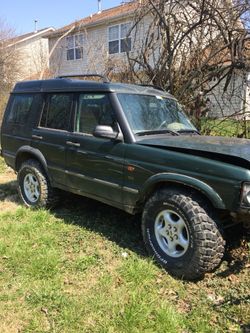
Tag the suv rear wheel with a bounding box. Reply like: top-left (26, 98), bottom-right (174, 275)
top-left (142, 188), bottom-right (225, 280)
top-left (18, 159), bottom-right (57, 208)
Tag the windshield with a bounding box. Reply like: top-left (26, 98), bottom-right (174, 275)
top-left (117, 93), bottom-right (197, 135)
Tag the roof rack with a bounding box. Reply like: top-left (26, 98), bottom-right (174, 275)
top-left (138, 84), bottom-right (165, 92)
top-left (57, 74), bottom-right (110, 83)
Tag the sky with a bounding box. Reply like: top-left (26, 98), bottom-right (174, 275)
top-left (1, 0), bottom-right (123, 35)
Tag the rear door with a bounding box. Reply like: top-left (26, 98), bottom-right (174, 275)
top-left (31, 93), bottom-right (73, 187)
top-left (1, 93), bottom-right (42, 168)
top-left (65, 92), bottom-right (125, 205)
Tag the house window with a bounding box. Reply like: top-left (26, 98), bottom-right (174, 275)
top-left (108, 23), bottom-right (131, 54)
top-left (66, 34), bottom-right (84, 60)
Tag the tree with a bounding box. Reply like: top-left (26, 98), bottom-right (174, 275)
top-left (48, 24), bottom-right (132, 82)
top-left (0, 20), bottom-right (21, 121)
top-left (127, 0), bottom-right (250, 121)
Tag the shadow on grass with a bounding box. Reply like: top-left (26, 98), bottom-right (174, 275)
top-left (53, 192), bottom-right (146, 257)
top-left (0, 180), bottom-right (145, 257)
top-left (0, 180), bottom-right (249, 276)
top-left (241, 324), bottom-right (250, 333)
top-left (0, 180), bottom-right (19, 203)
top-left (217, 226), bottom-right (250, 277)
top-left (53, 192), bottom-right (250, 274)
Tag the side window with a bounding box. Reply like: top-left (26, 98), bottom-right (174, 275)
top-left (40, 94), bottom-right (73, 130)
top-left (7, 94), bottom-right (34, 124)
top-left (75, 94), bottom-right (116, 135)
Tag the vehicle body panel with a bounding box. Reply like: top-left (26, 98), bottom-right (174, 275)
top-left (1, 78), bottom-right (250, 218)
top-left (65, 133), bottom-right (126, 204)
top-left (137, 135), bottom-right (250, 164)
top-left (1, 93), bottom-right (43, 169)
top-left (31, 128), bottom-right (69, 186)
top-left (123, 143), bottom-right (250, 211)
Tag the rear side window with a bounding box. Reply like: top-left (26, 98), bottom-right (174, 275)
top-left (7, 94), bottom-right (34, 124)
top-left (40, 94), bottom-right (73, 130)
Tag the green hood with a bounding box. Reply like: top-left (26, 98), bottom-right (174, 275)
top-left (138, 135), bottom-right (250, 164)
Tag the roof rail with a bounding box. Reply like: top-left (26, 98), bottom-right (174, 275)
top-left (57, 74), bottom-right (110, 83)
top-left (138, 84), bottom-right (165, 92)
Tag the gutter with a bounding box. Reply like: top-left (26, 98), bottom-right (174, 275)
top-left (7, 27), bottom-right (55, 47)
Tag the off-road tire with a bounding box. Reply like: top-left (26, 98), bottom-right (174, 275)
top-left (18, 159), bottom-right (58, 208)
top-left (142, 188), bottom-right (225, 280)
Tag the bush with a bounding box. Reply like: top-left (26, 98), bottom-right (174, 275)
top-left (200, 118), bottom-right (249, 139)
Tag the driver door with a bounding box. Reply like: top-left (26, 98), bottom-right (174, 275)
top-left (66, 93), bottom-right (125, 205)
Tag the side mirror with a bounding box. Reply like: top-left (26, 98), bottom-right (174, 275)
top-left (93, 125), bottom-right (123, 141)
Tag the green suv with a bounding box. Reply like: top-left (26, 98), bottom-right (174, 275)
top-left (1, 75), bottom-right (249, 280)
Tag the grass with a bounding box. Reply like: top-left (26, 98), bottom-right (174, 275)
top-left (200, 118), bottom-right (250, 138)
top-left (0, 157), bottom-right (249, 333)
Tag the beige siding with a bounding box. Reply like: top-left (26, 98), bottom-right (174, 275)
top-left (49, 26), bottom-right (106, 76)
top-left (206, 73), bottom-right (245, 118)
top-left (49, 17), bottom-right (140, 77)
top-left (15, 36), bottom-right (50, 80)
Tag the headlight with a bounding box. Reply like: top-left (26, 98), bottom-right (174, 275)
top-left (241, 183), bottom-right (250, 207)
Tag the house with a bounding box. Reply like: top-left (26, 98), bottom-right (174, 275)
top-left (46, 1), bottom-right (250, 119)
top-left (47, 1), bottom-right (138, 77)
top-left (6, 27), bottom-right (55, 81)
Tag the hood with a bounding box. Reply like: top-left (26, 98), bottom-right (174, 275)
top-left (138, 135), bottom-right (250, 166)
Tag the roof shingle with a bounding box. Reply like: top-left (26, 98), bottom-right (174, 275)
top-left (48, 1), bottom-right (138, 38)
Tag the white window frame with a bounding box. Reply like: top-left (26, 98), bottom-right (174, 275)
top-left (66, 34), bottom-right (84, 61)
top-left (108, 22), bottom-right (132, 55)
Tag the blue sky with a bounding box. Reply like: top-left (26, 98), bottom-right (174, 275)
top-left (1, 0), bottom-right (122, 35)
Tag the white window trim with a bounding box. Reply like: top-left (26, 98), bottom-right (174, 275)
top-left (66, 33), bottom-right (84, 61)
top-left (108, 22), bottom-right (132, 55)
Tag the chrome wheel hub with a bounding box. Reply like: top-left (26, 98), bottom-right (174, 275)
top-left (23, 173), bottom-right (40, 203)
top-left (154, 209), bottom-right (189, 258)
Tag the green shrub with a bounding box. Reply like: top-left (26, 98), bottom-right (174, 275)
top-left (200, 118), bottom-right (249, 138)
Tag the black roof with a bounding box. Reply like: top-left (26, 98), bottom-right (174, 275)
top-left (12, 78), bottom-right (174, 98)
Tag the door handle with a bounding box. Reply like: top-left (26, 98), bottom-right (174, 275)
top-left (32, 135), bottom-right (43, 140)
top-left (66, 141), bottom-right (80, 147)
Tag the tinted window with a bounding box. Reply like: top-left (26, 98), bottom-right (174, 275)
top-left (40, 94), bottom-right (73, 130)
top-left (8, 94), bottom-right (34, 124)
top-left (75, 94), bottom-right (116, 134)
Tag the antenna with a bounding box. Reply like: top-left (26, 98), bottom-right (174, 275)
top-left (98, 0), bottom-right (102, 14)
top-left (34, 19), bottom-right (38, 33)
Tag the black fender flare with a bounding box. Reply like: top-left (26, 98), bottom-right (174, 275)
top-left (139, 172), bottom-right (226, 210)
top-left (15, 146), bottom-right (51, 182)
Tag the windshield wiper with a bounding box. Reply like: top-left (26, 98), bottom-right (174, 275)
top-left (177, 129), bottom-right (200, 135)
top-left (135, 129), bottom-right (180, 136)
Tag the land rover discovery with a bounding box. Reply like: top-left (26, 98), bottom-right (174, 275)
top-left (1, 75), bottom-right (249, 279)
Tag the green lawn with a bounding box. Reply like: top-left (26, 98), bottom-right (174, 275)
top-left (0, 157), bottom-right (249, 333)
top-left (200, 119), bottom-right (250, 138)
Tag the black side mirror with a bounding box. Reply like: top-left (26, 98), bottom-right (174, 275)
top-left (93, 125), bottom-right (123, 141)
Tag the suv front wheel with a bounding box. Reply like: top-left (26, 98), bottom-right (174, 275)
top-left (142, 188), bottom-right (225, 280)
top-left (18, 159), bottom-right (57, 208)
